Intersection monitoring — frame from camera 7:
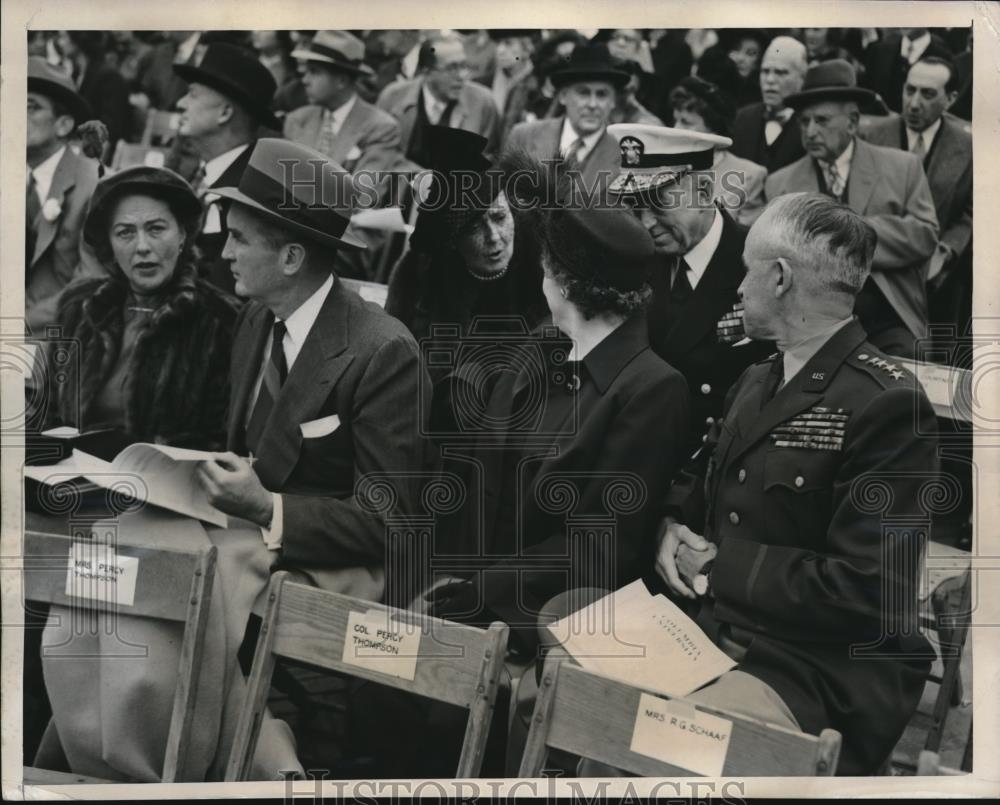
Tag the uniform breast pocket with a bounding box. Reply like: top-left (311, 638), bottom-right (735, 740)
top-left (762, 448), bottom-right (838, 548)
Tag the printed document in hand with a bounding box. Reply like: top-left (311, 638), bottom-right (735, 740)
top-left (25, 443), bottom-right (229, 528)
top-left (547, 579), bottom-right (736, 698)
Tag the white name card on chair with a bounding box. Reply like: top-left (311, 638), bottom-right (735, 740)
top-left (65, 542), bottom-right (139, 607)
top-left (629, 692), bottom-right (733, 776)
top-left (342, 609), bottom-right (420, 681)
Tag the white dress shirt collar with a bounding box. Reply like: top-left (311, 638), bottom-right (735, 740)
top-left (682, 208), bottom-right (724, 289)
top-left (782, 316), bottom-right (855, 385)
top-left (907, 115), bottom-right (942, 154)
top-left (279, 273), bottom-right (335, 368)
top-left (421, 82), bottom-right (449, 125)
top-left (30, 145), bottom-right (67, 203)
top-left (323, 93), bottom-right (358, 135)
top-left (559, 117), bottom-right (604, 162)
top-left (203, 143), bottom-right (251, 188)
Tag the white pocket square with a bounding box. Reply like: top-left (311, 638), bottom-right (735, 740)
top-left (300, 414), bottom-right (341, 438)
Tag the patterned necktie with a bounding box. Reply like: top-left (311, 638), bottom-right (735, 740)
top-left (26, 170), bottom-right (42, 261)
top-left (318, 109), bottom-right (338, 157)
top-left (190, 161), bottom-right (208, 198)
top-left (563, 137), bottom-right (585, 165)
top-left (823, 161), bottom-right (845, 199)
top-left (911, 132), bottom-right (927, 161)
top-left (245, 319), bottom-right (288, 453)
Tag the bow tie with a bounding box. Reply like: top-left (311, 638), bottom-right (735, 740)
top-left (764, 107), bottom-right (792, 123)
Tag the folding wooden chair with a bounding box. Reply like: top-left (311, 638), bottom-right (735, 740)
top-left (21, 530), bottom-right (216, 784)
top-left (519, 657), bottom-right (842, 777)
top-left (140, 109), bottom-right (182, 146)
top-left (110, 141), bottom-right (170, 171)
top-left (225, 571), bottom-right (509, 780)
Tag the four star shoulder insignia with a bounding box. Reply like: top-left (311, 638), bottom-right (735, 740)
top-left (856, 353), bottom-right (907, 380)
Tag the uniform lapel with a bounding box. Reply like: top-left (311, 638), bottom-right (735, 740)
top-left (846, 138), bottom-right (877, 215)
top-left (30, 149), bottom-right (77, 267)
top-left (253, 280), bottom-right (356, 489)
top-left (729, 321), bottom-right (868, 463)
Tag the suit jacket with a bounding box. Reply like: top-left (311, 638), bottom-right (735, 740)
top-left (862, 33), bottom-right (953, 113)
top-left (714, 150), bottom-right (767, 226)
top-left (197, 143), bottom-right (255, 296)
top-left (504, 117), bottom-right (621, 198)
top-left (665, 319), bottom-right (937, 774)
top-left (765, 138), bottom-right (939, 340)
top-left (283, 96), bottom-right (404, 178)
top-left (26, 148), bottom-right (105, 334)
top-left (863, 113), bottom-right (972, 261)
top-left (376, 78), bottom-right (500, 164)
top-left (435, 314), bottom-right (691, 651)
top-left (647, 210), bottom-right (774, 458)
top-left (730, 102), bottom-right (805, 173)
top-left (226, 279), bottom-right (430, 596)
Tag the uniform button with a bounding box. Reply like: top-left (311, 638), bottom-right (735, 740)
top-left (700, 383), bottom-right (712, 395)
top-left (794, 475), bottom-right (805, 488)
top-left (729, 511), bottom-right (740, 526)
top-left (738, 469), bottom-right (747, 483)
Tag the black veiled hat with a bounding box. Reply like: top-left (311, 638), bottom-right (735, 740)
top-left (408, 127), bottom-right (504, 255)
top-left (83, 166), bottom-right (202, 249)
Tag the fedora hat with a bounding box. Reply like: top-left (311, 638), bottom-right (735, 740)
top-left (783, 58), bottom-right (886, 114)
top-left (174, 43), bottom-right (281, 130)
top-left (549, 41), bottom-right (630, 90)
top-left (211, 138), bottom-right (366, 252)
top-left (291, 30), bottom-right (374, 77)
top-left (83, 166), bottom-right (202, 249)
top-left (27, 56), bottom-right (91, 124)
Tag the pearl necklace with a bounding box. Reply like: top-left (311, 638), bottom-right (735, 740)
top-left (466, 262), bottom-right (510, 282)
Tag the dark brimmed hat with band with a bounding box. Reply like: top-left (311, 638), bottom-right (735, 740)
top-left (211, 138), bottom-right (367, 252)
top-left (549, 41), bottom-right (630, 90)
top-left (783, 59), bottom-right (889, 116)
top-left (28, 56), bottom-right (92, 124)
top-left (173, 43), bottom-right (281, 130)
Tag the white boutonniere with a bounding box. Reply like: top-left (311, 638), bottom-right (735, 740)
top-left (41, 198), bottom-right (63, 222)
top-left (346, 145), bottom-right (362, 162)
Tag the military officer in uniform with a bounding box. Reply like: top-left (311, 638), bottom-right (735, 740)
top-left (608, 123), bottom-right (774, 458)
top-left (654, 192), bottom-right (938, 775)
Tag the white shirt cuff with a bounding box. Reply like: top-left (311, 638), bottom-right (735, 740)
top-left (260, 492), bottom-right (284, 550)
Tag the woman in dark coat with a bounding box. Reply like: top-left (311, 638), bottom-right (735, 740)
top-left (45, 166), bottom-right (241, 450)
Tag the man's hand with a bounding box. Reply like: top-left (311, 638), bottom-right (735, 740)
top-left (654, 516), bottom-right (713, 599)
top-left (196, 453), bottom-right (273, 527)
top-left (676, 541), bottom-right (718, 593)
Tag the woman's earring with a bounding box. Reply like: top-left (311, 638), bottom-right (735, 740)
top-left (559, 286), bottom-right (568, 299)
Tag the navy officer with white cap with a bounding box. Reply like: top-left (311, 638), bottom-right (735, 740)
top-left (608, 122), bottom-right (773, 458)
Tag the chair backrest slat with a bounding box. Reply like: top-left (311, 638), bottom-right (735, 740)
top-left (522, 659), bottom-right (840, 777)
top-left (24, 530), bottom-right (202, 622)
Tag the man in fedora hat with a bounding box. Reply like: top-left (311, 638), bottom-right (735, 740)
top-left (174, 42), bottom-right (281, 293)
top-left (765, 59), bottom-right (938, 358)
top-left (377, 31), bottom-right (500, 168)
top-left (26, 56), bottom-right (104, 334)
top-left (284, 31), bottom-right (406, 280)
top-left (196, 138), bottom-right (429, 599)
top-left (608, 122), bottom-right (773, 459)
top-left (504, 41), bottom-right (626, 194)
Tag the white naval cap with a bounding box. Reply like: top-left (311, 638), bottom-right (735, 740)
top-left (607, 123), bottom-right (733, 195)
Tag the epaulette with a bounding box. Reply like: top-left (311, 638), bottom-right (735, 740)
top-left (847, 349), bottom-right (913, 387)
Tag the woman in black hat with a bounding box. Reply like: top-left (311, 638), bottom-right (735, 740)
top-left (43, 166), bottom-right (241, 449)
top-left (669, 75), bottom-right (767, 225)
top-left (386, 127), bottom-right (548, 345)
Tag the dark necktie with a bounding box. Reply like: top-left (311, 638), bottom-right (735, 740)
top-left (26, 171), bottom-right (42, 261)
top-left (245, 319), bottom-right (288, 453)
top-left (671, 257), bottom-right (693, 301)
top-left (763, 353), bottom-right (785, 404)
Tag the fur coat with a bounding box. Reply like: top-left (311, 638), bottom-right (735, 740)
top-left (48, 259), bottom-right (241, 449)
